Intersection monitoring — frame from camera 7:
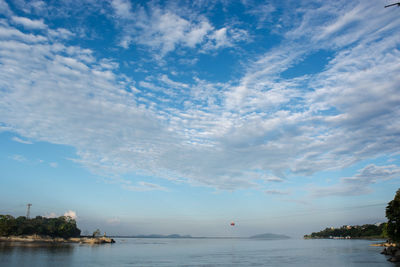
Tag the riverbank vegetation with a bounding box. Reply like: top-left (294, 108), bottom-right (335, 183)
top-left (304, 189), bottom-right (400, 241)
top-left (0, 215), bottom-right (81, 238)
top-left (303, 223), bottom-right (387, 239)
top-left (303, 189), bottom-right (400, 262)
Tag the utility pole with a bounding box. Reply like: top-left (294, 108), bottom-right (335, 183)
top-left (26, 203), bottom-right (32, 219)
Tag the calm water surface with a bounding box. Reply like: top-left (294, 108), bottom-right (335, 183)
top-left (0, 238), bottom-right (396, 267)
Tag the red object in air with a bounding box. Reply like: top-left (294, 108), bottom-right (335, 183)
top-left (230, 222), bottom-right (235, 226)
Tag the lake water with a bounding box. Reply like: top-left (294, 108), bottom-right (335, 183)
top-left (0, 238), bottom-right (396, 267)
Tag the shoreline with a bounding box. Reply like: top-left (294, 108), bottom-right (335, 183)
top-left (304, 237), bottom-right (386, 240)
top-left (0, 235), bottom-right (115, 244)
top-left (378, 242), bottom-right (400, 262)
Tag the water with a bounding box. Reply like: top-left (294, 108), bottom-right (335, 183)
top-left (0, 238), bottom-right (396, 267)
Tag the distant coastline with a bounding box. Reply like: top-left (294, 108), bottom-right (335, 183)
top-left (110, 233), bottom-right (291, 240)
top-left (113, 234), bottom-right (193, 239)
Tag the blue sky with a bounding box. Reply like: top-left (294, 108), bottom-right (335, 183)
top-left (0, 0), bottom-right (399, 237)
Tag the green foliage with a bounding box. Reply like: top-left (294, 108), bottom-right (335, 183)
top-left (304, 223), bottom-right (386, 239)
top-left (386, 188), bottom-right (400, 242)
top-left (0, 214), bottom-right (81, 238)
top-left (382, 222), bottom-right (388, 239)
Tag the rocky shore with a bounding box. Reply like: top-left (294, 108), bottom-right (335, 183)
top-left (372, 242), bottom-right (400, 262)
top-left (0, 235), bottom-right (115, 244)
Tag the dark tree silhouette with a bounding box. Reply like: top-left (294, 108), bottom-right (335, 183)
top-left (0, 215), bottom-right (81, 238)
top-left (386, 188), bottom-right (400, 242)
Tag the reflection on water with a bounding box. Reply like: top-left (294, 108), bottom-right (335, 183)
top-left (0, 242), bottom-right (74, 267)
top-left (0, 241), bottom-right (74, 250)
top-left (0, 238), bottom-right (394, 267)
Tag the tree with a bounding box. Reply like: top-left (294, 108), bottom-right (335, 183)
top-left (386, 188), bottom-right (400, 242)
top-left (0, 214), bottom-right (81, 238)
top-left (382, 222), bottom-right (388, 239)
top-left (0, 215), bottom-right (16, 236)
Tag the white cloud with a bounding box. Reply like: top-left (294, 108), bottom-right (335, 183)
top-left (209, 27), bottom-right (229, 48)
top-left (10, 154), bottom-right (27, 162)
top-left (0, 1), bottom-right (399, 193)
top-left (0, 0), bottom-right (12, 16)
top-left (8, 0), bottom-right (47, 15)
top-left (246, 2), bottom-right (276, 28)
top-left (110, 3), bottom-right (246, 57)
top-left (122, 181), bottom-right (168, 192)
top-left (110, 0), bottom-right (132, 20)
top-left (126, 8), bottom-right (210, 55)
top-left (11, 16), bottom-right (47, 30)
top-left (0, 26), bottom-right (47, 43)
top-left (48, 28), bottom-right (75, 39)
top-left (64, 210), bottom-right (77, 219)
top-left (311, 164), bottom-right (400, 197)
top-left (12, 136), bottom-right (33, 144)
top-left (265, 189), bottom-right (289, 195)
top-left (265, 176), bottom-right (284, 183)
top-left (49, 162), bottom-right (58, 168)
top-left (185, 20), bottom-right (213, 47)
top-left (44, 212), bottom-right (57, 218)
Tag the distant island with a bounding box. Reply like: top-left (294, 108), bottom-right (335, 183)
top-left (112, 233), bottom-right (291, 239)
top-left (0, 214), bottom-right (114, 244)
top-left (114, 234), bottom-right (192, 238)
top-left (303, 223), bottom-right (387, 239)
top-left (250, 233), bottom-right (290, 239)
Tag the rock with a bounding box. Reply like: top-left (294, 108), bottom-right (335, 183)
top-left (388, 256), bottom-right (400, 263)
top-left (78, 237), bottom-right (115, 244)
top-left (386, 246), bottom-right (400, 262)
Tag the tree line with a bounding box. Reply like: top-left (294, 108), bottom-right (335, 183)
top-left (304, 223), bottom-right (387, 239)
top-left (0, 215), bottom-right (81, 238)
top-left (305, 188), bottom-right (400, 242)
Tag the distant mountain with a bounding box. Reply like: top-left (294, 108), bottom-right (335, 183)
top-left (117, 234), bottom-right (192, 238)
top-left (249, 233), bottom-right (290, 239)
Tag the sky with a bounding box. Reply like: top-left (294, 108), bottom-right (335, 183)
top-left (0, 0), bottom-right (399, 237)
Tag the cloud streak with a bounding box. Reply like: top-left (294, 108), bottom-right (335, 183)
top-left (311, 164), bottom-right (400, 197)
top-left (12, 136), bottom-right (33, 144)
top-left (11, 16), bottom-right (47, 30)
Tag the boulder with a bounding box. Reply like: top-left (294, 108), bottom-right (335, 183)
top-left (386, 247), bottom-right (400, 262)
